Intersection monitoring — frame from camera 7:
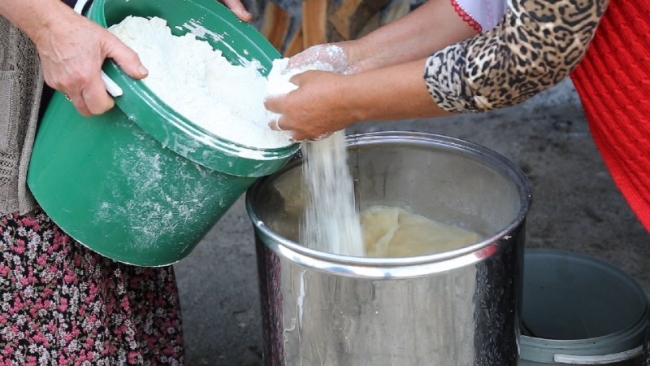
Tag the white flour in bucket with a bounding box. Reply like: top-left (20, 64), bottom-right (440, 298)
top-left (109, 16), bottom-right (293, 149)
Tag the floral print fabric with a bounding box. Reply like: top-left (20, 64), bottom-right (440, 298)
top-left (0, 209), bottom-right (184, 365)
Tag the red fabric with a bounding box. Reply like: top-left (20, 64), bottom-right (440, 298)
top-left (571, 0), bottom-right (650, 231)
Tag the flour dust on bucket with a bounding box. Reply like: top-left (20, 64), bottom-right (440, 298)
top-left (26, 0), bottom-right (299, 267)
top-left (246, 131), bottom-right (533, 366)
top-left (519, 249), bottom-right (649, 366)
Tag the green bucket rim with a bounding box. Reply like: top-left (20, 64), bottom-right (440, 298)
top-left (86, 0), bottom-right (299, 177)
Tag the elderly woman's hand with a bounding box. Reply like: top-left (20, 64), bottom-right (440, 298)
top-left (31, 5), bottom-right (147, 116)
top-left (27, 0), bottom-right (252, 117)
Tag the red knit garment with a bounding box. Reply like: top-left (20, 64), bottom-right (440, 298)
top-left (571, 1), bottom-right (650, 231)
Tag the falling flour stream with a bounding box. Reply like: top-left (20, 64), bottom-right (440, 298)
top-left (265, 55), bottom-right (366, 256)
top-left (301, 132), bottom-right (365, 256)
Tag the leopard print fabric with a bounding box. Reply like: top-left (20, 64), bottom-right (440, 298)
top-left (425, 0), bottom-right (609, 112)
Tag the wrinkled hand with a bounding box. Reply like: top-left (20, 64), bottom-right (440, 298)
top-left (265, 70), bottom-right (357, 141)
top-left (33, 0), bottom-right (251, 117)
top-left (33, 9), bottom-right (147, 116)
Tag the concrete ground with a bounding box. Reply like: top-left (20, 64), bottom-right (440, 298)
top-left (174, 78), bottom-right (650, 365)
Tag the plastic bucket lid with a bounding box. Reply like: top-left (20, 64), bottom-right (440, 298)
top-left (519, 249), bottom-right (649, 365)
top-left (87, 0), bottom-right (299, 177)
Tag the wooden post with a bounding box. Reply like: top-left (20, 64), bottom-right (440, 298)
top-left (260, 2), bottom-right (292, 51)
top-left (302, 0), bottom-right (329, 48)
top-left (329, 0), bottom-right (391, 40)
top-left (284, 28), bottom-right (305, 57)
top-left (258, 0), bottom-right (411, 57)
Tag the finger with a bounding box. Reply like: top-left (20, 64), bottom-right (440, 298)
top-left (288, 71), bottom-right (308, 86)
top-left (68, 93), bottom-right (92, 117)
top-left (82, 76), bottom-right (115, 115)
top-left (313, 132), bottom-right (333, 141)
top-left (268, 118), bottom-right (283, 131)
top-left (290, 131), bottom-right (307, 142)
top-left (220, 0), bottom-right (253, 22)
top-left (264, 96), bottom-right (282, 113)
top-left (104, 34), bottom-right (148, 79)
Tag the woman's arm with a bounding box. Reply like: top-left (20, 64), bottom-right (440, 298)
top-left (427, 0), bottom-right (609, 112)
top-left (267, 58), bottom-right (448, 141)
top-left (290, 0), bottom-right (478, 75)
top-left (345, 0), bottom-right (479, 72)
top-left (267, 0), bottom-right (609, 141)
top-left (267, 0), bottom-right (478, 140)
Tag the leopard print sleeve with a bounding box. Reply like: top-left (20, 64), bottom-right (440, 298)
top-left (425, 0), bottom-right (609, 113)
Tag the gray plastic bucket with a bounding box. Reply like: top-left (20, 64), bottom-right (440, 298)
top-left (519, 249), bottom-right (649, 365)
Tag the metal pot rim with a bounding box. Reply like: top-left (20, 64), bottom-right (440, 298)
top-left (246, 131), bottom-right (532, 267)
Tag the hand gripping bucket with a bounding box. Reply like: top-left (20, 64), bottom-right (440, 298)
top-left (26, 0), bottom-right (298, 267)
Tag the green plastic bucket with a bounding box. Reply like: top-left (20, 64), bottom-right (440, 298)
top-left (27, 0), bottom-right (298, 267)
top-left (519, 249), bottom-right (649, 365)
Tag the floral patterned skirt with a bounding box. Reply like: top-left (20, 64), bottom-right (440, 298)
top-left (0, 209), bottom-right (184, 365)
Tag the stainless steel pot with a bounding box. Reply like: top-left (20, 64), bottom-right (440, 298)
top-left (245, 132), bottom-right (533, 366)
